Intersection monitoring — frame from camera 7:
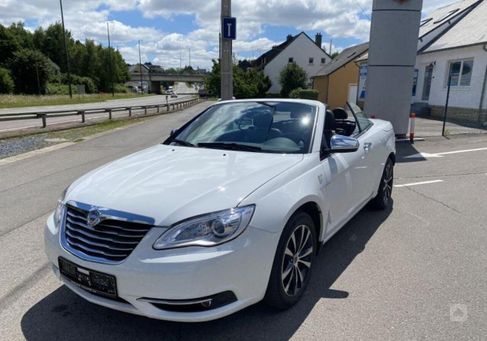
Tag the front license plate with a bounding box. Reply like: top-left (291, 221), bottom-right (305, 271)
top-left (58, 257), bottom-right (118, 299)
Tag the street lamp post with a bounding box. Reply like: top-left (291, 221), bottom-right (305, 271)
top-left (59, 0), bottom-right (73, 98)
top-left (138, 40), bottom-right (143, 93)
top-left (107, 22), bottom-right (115, 97)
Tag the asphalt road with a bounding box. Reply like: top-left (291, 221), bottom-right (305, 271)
top-left (0, 95), bottom-right (193, 133)
top-left (0, 105), bottom-right (486, 340)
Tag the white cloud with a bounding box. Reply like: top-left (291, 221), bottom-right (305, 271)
top-left (0, 0), bottom-right (457, 69)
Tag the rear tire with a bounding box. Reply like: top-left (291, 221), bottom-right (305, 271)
top-left (264, 212), bottom-right (317, 310)
top-left (370, 158), bottom-right (394, 210)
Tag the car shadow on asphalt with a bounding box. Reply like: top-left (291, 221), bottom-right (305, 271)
top-left (395, 142), bottom-right (427, 163)
top-left (21, 204), bottom-right (392, 341)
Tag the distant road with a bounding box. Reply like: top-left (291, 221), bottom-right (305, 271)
top-left (0, 95), bottom-right (193, 133)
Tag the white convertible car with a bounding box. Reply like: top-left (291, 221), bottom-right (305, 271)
top-left (45, 99), bottom-right (395, 322)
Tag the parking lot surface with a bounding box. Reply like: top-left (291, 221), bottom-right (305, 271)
top-left (0, 104), bottom-right (486, 340)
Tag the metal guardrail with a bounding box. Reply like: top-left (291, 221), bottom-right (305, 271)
top-left (0, 97), bottom-right (201, 128)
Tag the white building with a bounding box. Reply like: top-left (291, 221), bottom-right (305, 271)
top-left (355, 0), bottom-right (487, 125)
top-left (413, 0), bottom-right (487, 124)
top-left (253, 32), bottom-right (331, 94)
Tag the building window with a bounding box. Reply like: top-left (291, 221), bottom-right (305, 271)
top-left (422, 64), bottom-right (434, 101)
top-left (309, 57), bottom-right (314, 64)
top-left (412, 69), bottom-right (418, 97)
top-left (288, 57), bottom-right (294, 63)
top-left (321, 58), bottom-right (326, 64)
top-left (447, 59), bottom-right (473, 87)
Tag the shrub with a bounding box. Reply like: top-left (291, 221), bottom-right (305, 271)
top-left (113, 84), bottom-right (128, 93)
top-left (46, 83), bottom-right (75, 95)
top-left (0, 67), bottom-right (14, 93)
top-left (60, 74), bottom-right (97, 94)
top-left (289, 88), bottom-right (319, 100)
top-left (279, 63), bottom-right (307, 98)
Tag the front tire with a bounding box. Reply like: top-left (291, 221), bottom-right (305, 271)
top-left (370, 158), bottom-right (394, 210)
top-left (264, 212), bottom-right (317, 309)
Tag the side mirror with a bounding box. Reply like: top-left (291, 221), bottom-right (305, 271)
top-left (170, 129), bottom-right (177, 137)
top-left (330, 134), bottom-right (359, 153)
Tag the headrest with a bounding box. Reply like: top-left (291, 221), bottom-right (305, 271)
top-left (332, 107), bottom-right (348, 120)
top-left (253, 112), bottom-right (273, 128)
top-left (325, 110), bottom-right (335, 130)
top-left (291, 111), bottom-right (307, 119)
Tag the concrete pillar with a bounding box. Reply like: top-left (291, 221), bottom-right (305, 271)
top-left (364, 0), bottom-right (422, 136)
top-left (150, 81), bottom-right (162, 94)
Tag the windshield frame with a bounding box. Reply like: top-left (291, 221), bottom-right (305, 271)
top-left (163, 101), bottom-right (319, 155)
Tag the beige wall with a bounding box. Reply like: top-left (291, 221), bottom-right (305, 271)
top-left (313, 76), bottom-right (329, 103)
top-left (313, 61), bottom-right (360, 109)
top-left (328, 62), bottom-right (360, 108)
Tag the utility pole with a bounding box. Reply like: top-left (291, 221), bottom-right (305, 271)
top-left (220, 0), bottom-right (233, 100)
top-left (107, 22), bottom-right (114, 97)
top-left (35, 63), bottom-right (41, 96)
top-left (189, 48), bottom-right (191, 68)
top-left (329, 39), bottom-right (333, 56)
top-left (138, 40), bottom-right (143, 93)
top-left (442, 74), bottom-right (452, 137)
top-left (59, 0), bottom-right (72, 98)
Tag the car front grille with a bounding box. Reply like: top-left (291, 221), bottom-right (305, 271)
top-left (63, 204), bottom-right (153, 263)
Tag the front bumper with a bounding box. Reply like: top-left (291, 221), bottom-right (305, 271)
top-left (44, 214), bottom-right (278, 322)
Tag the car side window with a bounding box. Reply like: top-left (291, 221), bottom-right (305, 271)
top-left (347, 103), bottom-right (373, 133)
top-left (355, 112), bottom-right (373, 132)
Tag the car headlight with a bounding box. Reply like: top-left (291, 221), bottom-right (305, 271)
top-left (54, 187), bottom-right (68, 230)
top-left (153, 205), bottom-right (255, 250)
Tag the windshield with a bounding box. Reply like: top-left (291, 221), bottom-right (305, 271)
top-left (168, 101), bottom-right (317, 154)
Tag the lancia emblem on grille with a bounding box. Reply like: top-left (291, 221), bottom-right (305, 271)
top-left (87, 209), bottom-right (102, 227)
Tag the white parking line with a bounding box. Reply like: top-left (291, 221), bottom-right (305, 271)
top-left (405, 147), bottom-right (487, 159)
top-left (394, 180), bottom-right (444, 188)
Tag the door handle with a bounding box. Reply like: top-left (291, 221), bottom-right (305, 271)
top-left (364, 142), bottom-right (372, 153)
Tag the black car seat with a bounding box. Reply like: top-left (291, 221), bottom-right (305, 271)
top-left (333, 107), bottom-right (356, 136)
top-left (323, 110), bottom-right (336, 149)
top-left (245, 112), bottom-right (281, 143)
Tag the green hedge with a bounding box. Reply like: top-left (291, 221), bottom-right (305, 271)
top-left (289, 88), bottom-right (319, 100)
top-left (60, 74), bottom-right (97, 94)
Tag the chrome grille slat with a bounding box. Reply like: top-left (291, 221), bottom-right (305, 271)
top-left (66, 239), bottom-right (127, 259)
top-left (65, 225), bottom-right (141, 244)
top-left (66, 216), bottom-right (147, 238)
top-left (63, 204), bottom-right (153, 263)
top-left (66, 231), bottom-right (135, 251)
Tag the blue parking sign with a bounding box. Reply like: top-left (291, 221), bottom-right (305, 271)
top-left (222, 17), bottom-right (237, 40)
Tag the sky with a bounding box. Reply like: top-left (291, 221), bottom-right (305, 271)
top-left (0, 0), bottom-right (456, 70)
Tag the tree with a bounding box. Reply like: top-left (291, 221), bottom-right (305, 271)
top-left (10, 49), bottom-right (53, 94)
top-left (279, 63), bottom-right (307, 98)
top-left (205, 59), bottom-right (271, 98)
top-left (0, 25), bottom-right (21, 67)
top-left (0, 67), bottom-right (14, 93)
top-left (0, 22), bottom-right (130, 95)
top-left (41, 23), bottom-right (75, 73)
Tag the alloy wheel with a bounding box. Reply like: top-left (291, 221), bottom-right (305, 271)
top-left (383, 161), bottom-right (394, 203)
top-left (281, 224), bottom-right (314, 296)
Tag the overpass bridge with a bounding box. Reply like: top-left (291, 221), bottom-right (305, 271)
top-left (129, 71), bottom-right (207, 94)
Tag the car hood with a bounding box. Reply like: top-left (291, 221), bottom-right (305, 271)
top-left (67, 144), bottom-right (303, 225)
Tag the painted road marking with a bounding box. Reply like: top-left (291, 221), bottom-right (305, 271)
top-left (404, 147), bottom-right (487, 159)
top-left (394, 180), bottom-right (444, 188)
